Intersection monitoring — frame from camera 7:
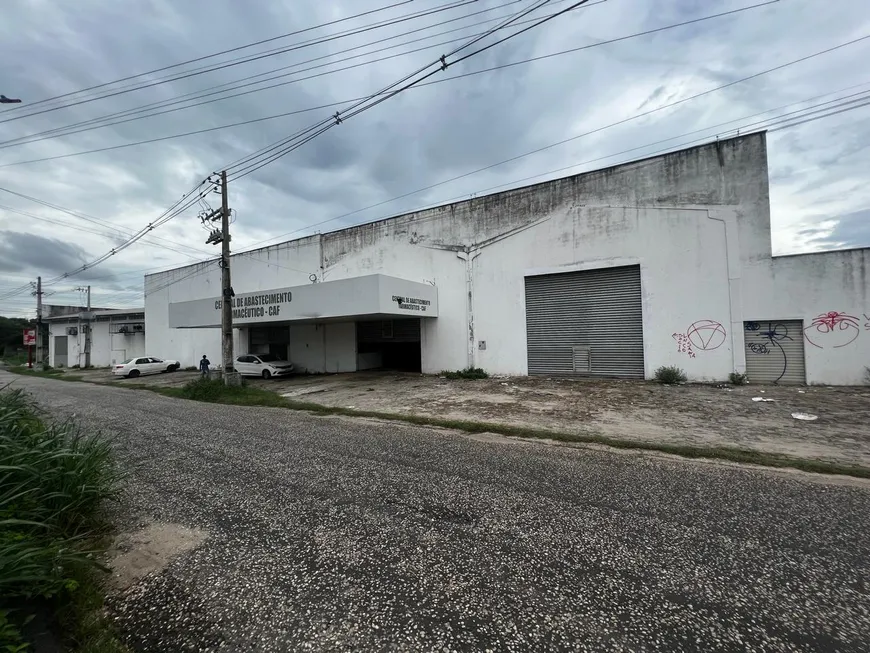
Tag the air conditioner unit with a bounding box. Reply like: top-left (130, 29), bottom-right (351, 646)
top-left (118, 325), bottom-right (129, 334)
top-left (66, 327), bottom-right (78, 336)
top-left (133, 324), bottom-right (144, 332)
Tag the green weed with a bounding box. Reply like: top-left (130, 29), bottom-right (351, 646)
top-left (654, 366), bottom-right (687, 384)
top-left (0, 389), bottom-right (125, 651)
top-left (441, 367), bottom-right (489, 380)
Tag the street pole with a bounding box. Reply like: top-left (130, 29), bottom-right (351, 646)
top-left (84, 285), bottom-right (91, 368)
top-left (35, 276), bottom-right (43, 368)
top-left (220, 171), bottom-right (235, 385)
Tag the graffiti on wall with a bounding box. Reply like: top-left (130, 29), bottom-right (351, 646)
top-left (745, 321), bottom-right (792, 383)
top-left (804, 311), bottom-right (861, 349)
top-left (864, 313), bottom-right (870, 331)
top-left (673, 320), bottom-right (726, 358)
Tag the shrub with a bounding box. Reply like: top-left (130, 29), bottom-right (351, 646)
top-left (441, 367), bottom-right (489, 380)
top-left (174, 378), bottom-right (285, 408)
top-left (654, 366), bottom-right (687, 384)
top-left (729, 372), bottom-right (748, 386)
top-left (178, 378), bottom-right (235, 401)
top-left (864, 367), bottom-right (870, 385)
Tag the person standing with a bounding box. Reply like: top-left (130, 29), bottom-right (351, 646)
top-left (199, 355), bottom-right (211, 377)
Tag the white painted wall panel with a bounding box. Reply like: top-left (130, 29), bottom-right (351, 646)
top-left (142, 134), bottom-right (870, 384)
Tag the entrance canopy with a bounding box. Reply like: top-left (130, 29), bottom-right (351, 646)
top-left (168, 274), bottom-right (438, 329)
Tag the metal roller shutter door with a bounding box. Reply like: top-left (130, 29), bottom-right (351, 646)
top-left (743, 320), bottom-right (806, 384)
top-left (525, 265), bottom-right (644, 378)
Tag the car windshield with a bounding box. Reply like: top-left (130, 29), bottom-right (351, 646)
top-left (257, 354), bottom-right (281, 362)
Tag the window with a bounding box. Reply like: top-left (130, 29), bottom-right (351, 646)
top-left (149, 358), bottom-right (163, 363)
top-left (237, 355), bottom-right (255, 363)
top-left (135, 358), bottom-right (149, 365)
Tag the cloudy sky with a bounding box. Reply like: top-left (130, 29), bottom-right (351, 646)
top-left (1, 0), bottom-right (868, 317)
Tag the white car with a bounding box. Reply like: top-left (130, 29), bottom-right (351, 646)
top-left (235, 354), bottom-right (294, 379)
top-left (113, 356), bottom-right (180, 378)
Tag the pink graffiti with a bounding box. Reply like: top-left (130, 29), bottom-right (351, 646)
top-left (804, 311), bottom-right (861, 349)
top-left (672, 332), bottom-right (696, 358)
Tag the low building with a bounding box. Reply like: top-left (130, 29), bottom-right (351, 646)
top-left (46, 308), bottom-right (145, 368)
top-left (144, 132), bottom-right (870, 384)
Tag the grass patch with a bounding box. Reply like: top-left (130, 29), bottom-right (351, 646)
top-left (159, 377), bottom-right (287, 407)
top-left (654, 365), bottom-right (687, 384)
top-left (729, 372), bottom-right (749, 386)
top-left (441, 367), bottom-right (488, 380)
top-left (0, 388), bottom-right (126, 651)
top-left (7, 366), bottom-right (86, 383)
top-left (12, 371), bottom-right (870, 481)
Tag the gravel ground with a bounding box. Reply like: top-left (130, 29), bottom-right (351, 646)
top-left (47, 368), bottom-right (870, 467)
top-left (4, 371), bottom-right (870, 652)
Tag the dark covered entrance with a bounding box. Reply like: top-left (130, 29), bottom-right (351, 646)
top-left (356, 319), bottom-right (421, 372)
top-left (250, 325), bottom-right (290, 359)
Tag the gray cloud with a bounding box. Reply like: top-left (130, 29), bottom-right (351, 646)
top-left (0, 231), bottom-right (114, 282)
top-left (1, 0), bottom-right (869, 316)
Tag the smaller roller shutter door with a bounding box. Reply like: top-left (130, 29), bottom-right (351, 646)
top-left (743, 320), bottom-right (806, 384)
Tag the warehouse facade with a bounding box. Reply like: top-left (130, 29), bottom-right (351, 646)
top-left (145, 132), bottom-right (870, 385)
top-left (47, 308), bottom-right (146, 368)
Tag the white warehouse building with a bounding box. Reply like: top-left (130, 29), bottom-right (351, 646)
top-left (145, 133), bottom-right (870, 385)
top-left (47, 308), bottom-right (146, 368)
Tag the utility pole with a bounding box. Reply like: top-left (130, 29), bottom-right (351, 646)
top-left (220, 171), bottom-right (234, 385)
top-left (203, 171), bottom-right (235, 385)
top-left (34, 276), bottom-right (44, 367)
top-left (76, 286), bottom-right (91, 368)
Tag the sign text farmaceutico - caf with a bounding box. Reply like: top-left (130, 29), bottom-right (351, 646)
top-left (214, 291), bottom-right (292, 319)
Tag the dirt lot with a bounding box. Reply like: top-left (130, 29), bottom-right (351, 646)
top-left (262, 372), bottom-right (870, 467)
top-left (39, 367), bottom-right (870, 468)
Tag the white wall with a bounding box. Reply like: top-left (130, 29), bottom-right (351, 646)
top-left (47, 319), bottom-right (145, 367)
top-left (742, 250), bottom-right (870, 385)
top-left (323, 322), bottom-right (356, 373)
top-left (144, 133), bottom-right (869, 384)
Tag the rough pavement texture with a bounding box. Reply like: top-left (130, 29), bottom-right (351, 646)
top-left (4, 371), bottom-right (869, 652)
top-left (67, 368), bottom-right (870, 467)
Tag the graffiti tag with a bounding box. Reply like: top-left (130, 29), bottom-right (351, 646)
top-left (745, 321), bottom-right (792, 383)
top-left (673, 320), bottom-right (726, 358)
top-left (804, 311), bottom-right (861, 349)
top-left (672, 332), bottom-right (696, 358)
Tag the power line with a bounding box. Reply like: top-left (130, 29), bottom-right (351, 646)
top-left (225, 0), bottom-right (596, 182)
top-left (0, 0), bottom-right (477, 125)
top-left (138, 85), bottom-right (870, 296)
top-left (0, 0), bottom-right (546, 148)
top-left (239, 31), bottom-right (870, 250)
top-left (0, 0), bottom-right (776, 168)
top-left (37, 180), bottom-right (212, 288)
top-left (0, 186), bottom-right (214, 259)
top-left (134, 84), bottom-right (870, 302)
top-left (0, 0), bottom-right (417, 116)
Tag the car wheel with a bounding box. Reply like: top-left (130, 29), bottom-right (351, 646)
top-left (262, 370), bottom-right (271, 380)
top-left (128, 369), bottom-right (140, 379)
top-left (166, 365), bottom-right (175, 372)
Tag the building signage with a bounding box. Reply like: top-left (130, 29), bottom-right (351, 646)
top-left (214, 291), bottom-right (293, 319)
top-left (23, 328), bottom-right (36, 346)
top-left (392, 295), bottom-right (431, 312)
top-left (169, 275), bottom-right (437, 328)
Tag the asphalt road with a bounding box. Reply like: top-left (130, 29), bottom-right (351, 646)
top-left (5, 372), bottom-right (869, 652)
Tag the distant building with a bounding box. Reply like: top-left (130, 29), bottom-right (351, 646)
top-left (46, 308), bottom-right (145, 368)
top-left (44, 304), bottom-right (112, 318)
top-left (144, 132), bottom-right (870, 385)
